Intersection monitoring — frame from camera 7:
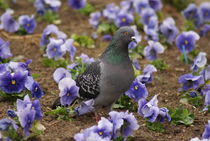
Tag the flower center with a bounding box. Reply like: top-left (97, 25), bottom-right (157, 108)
top-left (34, 87), bottom-right (38, 92)
top-left (53, 48), bottom-right (57, 52)
top-left (121, 18), bottom-right (126, 22)
top-left (184, 40), bottom-right (188, 45)
top-left (26, 23), bottom-right (30, 27)
top-left (66, 93), bottom-right (70, 96)
top-left (134, 85), bottom-right (139, 90)
top-left (205, 12), bottom-right (209, 16)
top-left (99, 131), bottom-right (103, 136)
top-left (11, 80), bottom-right (16, 85)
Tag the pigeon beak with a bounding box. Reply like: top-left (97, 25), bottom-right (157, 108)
top-left (131, 36), bottom-right (137, 44)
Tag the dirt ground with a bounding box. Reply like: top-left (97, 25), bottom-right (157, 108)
top-left (0, 0), bottom-right (210, 141)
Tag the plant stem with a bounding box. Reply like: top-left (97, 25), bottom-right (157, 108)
top-left (182, 45), bottom-right (188, 64)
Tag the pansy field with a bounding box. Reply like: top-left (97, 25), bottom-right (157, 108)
top-left (0, 0), bottom-right (210, 140)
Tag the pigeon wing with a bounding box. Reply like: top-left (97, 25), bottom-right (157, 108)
top-left (76, 60), bottom-right (101, 99)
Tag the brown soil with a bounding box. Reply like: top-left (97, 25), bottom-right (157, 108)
top-left (0, 0), bottom-right (210, 141)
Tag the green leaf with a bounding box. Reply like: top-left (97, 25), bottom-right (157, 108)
top-left (183, 20), bottom-right (196, 31)
top-left (181, 92), bottom-right (203, 107)
top-left (0, 58), bottom-right (11, 64)
top-left (134, 15), bottom-right (143, 30)
top-left (45, 106), bottom-right (75, 121)
top-left (37, 10), bottom-right (59, 24)
top-left (2, 127), bottom-right (23, 141)
top-left (150, 59), bottom-right (169, 70)
top-left (42, 58), bottom-right (69, 68)
top-left (112, 104), bottom-right (125, 109)
top-left (71, 34), bottom-right (95, 48)
top-left (163, 0), bottom-right (195, 11)
top-left (169, 107), bottom-right (194, 126)
top-left (0, 0), bottom-right (9, 9)
top-left (146, 121), bottom-right (165, 133)
top-left (78, 3), bottom-right (95, 16)
top-left (114, 95), bottom-right (137, 111)
top-left (0, 90), bottom-right (27, 101)
top-left (16, 26), bottom-right (27, 35)
top-left (31, 73), bottom-right (39, 79)
top-left (97, 22), bottom-right (117, 35)
top-left (113, 136), bottom-right (124, 141)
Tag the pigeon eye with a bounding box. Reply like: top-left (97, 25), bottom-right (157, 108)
top-left (123, 32), bottom-right (128, 35)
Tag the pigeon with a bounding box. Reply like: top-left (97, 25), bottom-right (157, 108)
top-left (52, 26), bottom-right (137, 114)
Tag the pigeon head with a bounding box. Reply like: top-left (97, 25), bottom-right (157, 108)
top-left (114, 26), bottom-right (136, 45)
top-left (101, 26), bottom-right (137, 64)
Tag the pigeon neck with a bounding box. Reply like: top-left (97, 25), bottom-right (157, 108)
top-left (101, 39), bottom-right (130, 64)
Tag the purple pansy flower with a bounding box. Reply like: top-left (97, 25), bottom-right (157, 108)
top-left (178, 73), bottom-right (204, 91)
top-left (175, 31), bottom-right (200, 53)
top-left (144, 28), bottom-right (159, 41)
top-left (109, 111), bottom-right (139, 137)
top-left (93, 117), bottom-right (113, 138)
top-left (201, 85), bottom-right (210, 96)
top-left (44, 0), bottom-right (61, 11)
top-left (34, 0), bottom-right (61, 14)
top-left (53, 67), bottom-right (71, 83)
top-left (138, 95), bottom-right (159, 122)
top-left (141, 8), bottom-right (156, 25)
top-left (16, 95), bottom-right (43, 120)
top-left (61, 39), bottom-right (76, 61)
top-left (200, 24), bottom-right (210, 37)
top-left (115, 10), bottom-right (134, 27)
top-left (40, 24), bottom-right (67, 47)
top-left (134, 0), bottom-right (150, 15)
top-left (7, 109), bottom-right (17, 118)
top-left (74, 126), bottom-right (110, 141)
top-left (46, 38), bottom-right (66, 60)
top-left (125, 78), bottom-right (148, 102)
top-left (18, 15), bottom-right (37, 34)
top-left (17, 104), bottom-right (35, 136)
top-left (0, 9), bottom-right (19, 33)
top-left (158, 107), bottom-right (171, 123)
top-left (4, 60), bottom-right (31, 74)
top-left (201, 65), bottom-right (210, 81)
top-left (144, 41), bottom-right (164, 60)
top-left (159, 17), bottom-right (179, 44)
top-left (191, 52), bottom-right (207, 72)
top-left (0, 71), bottom-right (27, 94)
top-left (132, 59), bottom-right (141, 70)
top-left (190, 91), bottom-right (198, 98)
top-left (199, 2), bottom-right (210, 23)
top-left (128, 25), bottom-right (141, 49)
top-left (202, 120), bottom-right (210, 139)
top-left (144, 16), bottom-right (158, 31)
top-left (0, 38), bottom-right (12, 59)
top-left (75, 99), bottom-right (95, 116)
top-left (120, 0), bottom-right (135, 13)
top-left (59, 77), bottom-right (79, 106)
top-left (89, 11), bottom-right (101, 28)
top-left (182, 4), bottom-right (202, 27)
top-left (67, 63), bottom-right (78, 69)
top-left (102, 34), bottom-right (112, 41)
top-left (137, 64), bottom-right (157, 84)
top-left (120, 111), bottom-right (139, 137)
top-left (80, 53), bottom-right (94, 64)
top-left (148, 0), bottom-right (162, 11)
top-left (0, 118), bottom-right (18, 131)
top-left (204, 91), bottom-right (210, 109)
top-left (25, 76), bottom-right (44, 99)
top-left (103, 3), bottom-right (120, 21)
top-left (68, 0), bottom-right (86, 9)
top-left (16, 94), bottom-right (42, 136)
